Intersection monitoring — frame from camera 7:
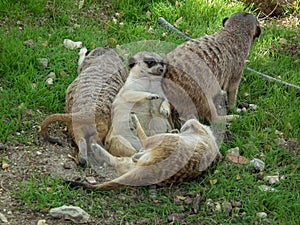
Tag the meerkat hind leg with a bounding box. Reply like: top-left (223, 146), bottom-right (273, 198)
top-left (78, 139), bottom-right (88, 167)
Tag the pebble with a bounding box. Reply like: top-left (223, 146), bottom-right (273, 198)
top-left (24, 39), bottom-right (34, 47)
top-left (49, 205), bottom-right (90, 223)
top-left (227, 147), bottom-right (240, 156)
top-left (265, 175), bottom-right (282, 185)
top-left (37, 58), bottom-right (49, 68)
top-left (47, 72), bottom-right (56, 79)
top-left (63, 39), bottom-right (83, 50)
top-left (258, 185), bottom-right (278, 192)
top-left (0, 143), bottom-right (7, 150)
top-left (256, 212), bottom-right (267, 218)
top-left (249, 158), bottom-right (265, 171)
top-left (37, 219), bottom-right (48, 225)
top-left (0, 213), bottom-right (8, 223)
top-left (46, 78), bottom-right (53, 85)
top-left (86, 176), bottom-right (97, 184)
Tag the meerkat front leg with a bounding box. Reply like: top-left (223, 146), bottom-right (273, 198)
top-left (159, 99), bottom-right (171, 117)
top-left (227, 80), bottom-right (240, 109)
top-left (122, 91), bottom-right (160, 102)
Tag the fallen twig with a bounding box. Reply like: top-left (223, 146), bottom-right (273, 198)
top-left (157, 17), bottom-right (300, 91)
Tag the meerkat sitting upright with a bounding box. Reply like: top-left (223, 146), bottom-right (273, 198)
top-left (66, 114), bottom-right (221, 191)
top-left (40, 47), bottom-right (128, 167)
top-left (164, 12), bottom-right (261, 124)
top-left (105, 51), bottom-right (173, 157)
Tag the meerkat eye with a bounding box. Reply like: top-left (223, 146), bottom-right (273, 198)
top-left (144, 60), bottom-right (157, 68)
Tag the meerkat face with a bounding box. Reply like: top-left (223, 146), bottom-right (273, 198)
top-left (180, 119), bottom-right (212, 136)
top-left (222, 12), bottom-right (261, 41)
top-left (128, 52), bottom-right (166, 76)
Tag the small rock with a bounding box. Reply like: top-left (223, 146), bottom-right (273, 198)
top-left (86, 176), bottom-right (97, 184)
top-left (249, 104), bottom-right (258, 110)
top-left (37, 219), bottom-right (48, 225)
top-left (227, 147), bottom-right (240, 156)
top-left (63, 161), bottom-right (73, 169)
top-left (24, 39), bottom-right (34, 47)
top-left (0, 213), bottom-right (8, 223)
top-left (265, 175), bottom-right (281, 185)
top-left (214, 202), bottom-right (222, 212)
top-left (2, 161), bottom-right (9, 170)
top-left (37, 58), bottom-right (49, 68)
top-left (236, 108), bottom-right (242, 113)
top-left (279, 38), bottom-right (287, 45)
top-left (49, 205), bottom-right (90, 224)
top-left (0, 143), bottom-right (7, 150)
top-left (258, 185), bottom-right (278, 192)
top-left (242, 107), bottom-right (247, 112)
top-left (167, 213), bottom-right (185, 222)
top-left (47, 72), bottom-right (56, 79)
top-left (46, 78), bottom-right (53, 85)
top-left (222, 201), bottom-right (233, 213)
top-left (231, 201), bottom-right (242, 208)
top-left (63, 39), bottom-right (82, 50)
top-left (256, 212), bottom-right (267, 218)
top-left (249, 158), bottom-right (265, 171)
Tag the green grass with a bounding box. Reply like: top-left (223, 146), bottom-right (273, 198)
top-left (1, 0), bottom-right (300, 224)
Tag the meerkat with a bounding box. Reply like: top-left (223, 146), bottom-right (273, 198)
top-left (40, 47), bottom-right (128, 167)
top-left (104, 51), bottom-right (173, 157)
top-left (66, 114), bottom-right (221, 191)
top-left (163, 12), bottom-right (261, 124)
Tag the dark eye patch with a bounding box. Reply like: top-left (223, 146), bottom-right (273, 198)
top-left (144, 60), bottom-right (157, 68)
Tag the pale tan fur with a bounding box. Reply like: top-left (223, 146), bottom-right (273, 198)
top-left (68, 114), bottom-right (221, 191)
top-left (105, 52), bottom-right (173, 157)
top-left (40, 48), bottom-right (128, 167)
top-left (164, 12), bottom-right (261, 124)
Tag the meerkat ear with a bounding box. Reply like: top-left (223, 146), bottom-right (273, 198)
top-left (128, 57), bottom-right (136, 68)
top-left (222, 17), bottom-right (228, 27)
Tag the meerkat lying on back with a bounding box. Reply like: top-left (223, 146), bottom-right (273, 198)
top-left (105, 51), bottom-right (173, 157)
top-left (40, 48), bottom-right (128, 167)
top-left (66, 114), bottom-right (221, 191)
top-left (164, 12), bottom-right (261, 124)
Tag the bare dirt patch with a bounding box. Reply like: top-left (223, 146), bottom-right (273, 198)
top-left (0, 127), bottom-right (117, 225)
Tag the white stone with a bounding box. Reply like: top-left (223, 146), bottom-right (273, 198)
top-left (49, 205), bottom-right (90, 224)
top-left (256, 212), bottom-right (267, 218)
top-left (0, 213), bottom-right (8, 223)
top-left (63, 39), bottom-right (82, 50)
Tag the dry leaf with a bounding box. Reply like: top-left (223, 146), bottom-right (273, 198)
top-left (226, 155), bottom-right (249, 164)
top-left (176, 195), bottom-right (186, 201)
top-left (2, 161), bottom-right (9, 170)
top-left (209, 179), bottom-right (218, 185)
top-left (42, 41), bottom-right (48, 47)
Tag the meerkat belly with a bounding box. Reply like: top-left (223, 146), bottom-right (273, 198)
top-left (132, 99), bottom-right (171, 136)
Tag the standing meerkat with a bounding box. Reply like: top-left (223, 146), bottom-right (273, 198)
top-left (164, 12), bottom-right (261, 124)
top-left (105, 51), bottom-right (173, 157)
top-left (66, 114), bottom-right (221, 191)
top-left (40, 47), bottom-right (128, 167)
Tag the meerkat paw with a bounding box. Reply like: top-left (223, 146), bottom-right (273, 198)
top-left (160, 100), bottom-right (171, 117)
top-left (146, 94), bottom-right (160, 100)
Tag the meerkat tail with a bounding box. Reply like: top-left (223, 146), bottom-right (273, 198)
top-left (131, 114), bottom-right (148, 141)
top-left (40, 113), bottom-right (73, 145)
